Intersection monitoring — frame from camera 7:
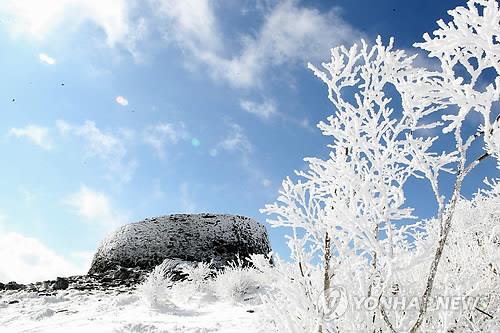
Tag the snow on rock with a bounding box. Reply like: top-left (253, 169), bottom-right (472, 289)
top-left (89, 213), bottom-right (271, 274)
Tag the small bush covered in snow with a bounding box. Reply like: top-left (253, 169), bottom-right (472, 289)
top-left (211, 258), bottom-right (266, 303)
top-left (180, 261), bottom-right (215, 289)
top-left (138, 259), bottom-right (177, 309)
top-left (138, 256), bottom-right (272, 309)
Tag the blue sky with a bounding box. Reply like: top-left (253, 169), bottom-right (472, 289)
top-left (0, 0), bottom-right (497, 283)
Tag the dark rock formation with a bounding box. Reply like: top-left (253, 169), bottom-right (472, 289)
top-left (88, 213), bottom-right (271, 274)
top-left (54, 277), bottom-right (69, 290)
top-left (5, 281), bottom-right (25, 291)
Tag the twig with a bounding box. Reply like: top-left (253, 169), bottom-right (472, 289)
top-left (409, 150), bottom-right (491, 333)
top-left (324, 232), bottom-right (332, 293)
top-left (475, 307), bottom-right (493, 319)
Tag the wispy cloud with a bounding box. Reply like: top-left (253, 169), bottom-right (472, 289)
top-left (39, 52), bottom-right (56, 65)
top-left (63, 185), bottom-right (127, 228)
top-left (56, 120), bottom-right (137, 183)
top-left (8, 125), bottom-right (53, 150)
top-left (143, 122), bottom-right (189, 159)
top-left (57, 120), bottom-right (125, 158)
top-left (153, 0), bottom-right (221, 53)
top-left (115, 95), bottom-right (129, 106)
top-left (279, 113), bottom-right (315, 132)
top-left (154, 0), bottom-right (360, 88)
top-left (2, 0), bottom-right (360, 82)
top-left (214, 122), bottom-right (272, 188)
top-left (240, 97), bottom-right (315, 131)
top-left (218, 122), bottom-right (253, 156)
top-left (240, 99), bottom-right (277, 120)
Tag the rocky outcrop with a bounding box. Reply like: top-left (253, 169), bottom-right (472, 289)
top-left (88, 213), bottom-right (271, 274)
top-left (53, 277), bottom-right (69, 290)
top-left (0, 267), bottom-right (149, 297)
top-left (3, 281), bottom-right (24, 291)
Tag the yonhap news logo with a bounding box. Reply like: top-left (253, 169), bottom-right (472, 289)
top-left (317, 285), bottom-right (349, 321)
top-left (318, 285), bottom-right (488, 324)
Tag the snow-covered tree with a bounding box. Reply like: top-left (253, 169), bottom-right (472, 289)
top-left (261, 1), bottom-right (500, 332)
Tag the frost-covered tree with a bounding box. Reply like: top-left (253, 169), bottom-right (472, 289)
top-left (261, 1), bottom-right (500, 332)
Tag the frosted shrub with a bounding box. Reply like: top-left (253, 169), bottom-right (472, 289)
top-left (137, 259), bottom-right (177, 309)
top-left (138, 257), bottom-right (269, 308)
top-left (167, 261), bottom-right (215, 304)
top-left (180, 261), bottom-right (214, 290)
top-left (254, 252), bottom-right (335, 333)
top-left (261, 0), bottom-right (500, 332)
top-left (211, 259), bottom-right (266, 303)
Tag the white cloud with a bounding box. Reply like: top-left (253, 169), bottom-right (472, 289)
top-left (240, 97), bottom-right (314, 129)
top-left (143, 122), bottom-right (189, 159)
top-left (153, 0), bottom-right (221, 53)
top-left (2, 0), bottom-right (360, 81)
top-left (218, 122), bottom-right (253, 155)
top-left (55, 119), bottom-right (72, 135)
top-left (64, 121), bottom-right (125, 159)
top-left (64, 185), bottom-right (126, 227)
top-left (0, 0), bottom-right (147, 60)
top-left (215, 1), bottom-right (360, 88)
top-left (116, 95), bottom-right (129, 106)
top-left (0, 232), bottom-right (89, 283)
top-left (0, 0), bottom-right (131, 45)
top-left (154, 0), bottom-right (360, 88)
top-left (65, 186), bottom-right (112, 220)
top-left (56, 120), bottom-right (137, 184)
top-left (8, 125), bottom-right (53, 150)
top-left (2, 1), bottom-right (359, 81)
top-left (39, 52), bottom-right (56, 65)
top-left (240, 99), bottom-right (277, 120)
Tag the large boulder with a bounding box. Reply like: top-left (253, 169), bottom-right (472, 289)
top-left (88, 213), bottom-right (271, 274)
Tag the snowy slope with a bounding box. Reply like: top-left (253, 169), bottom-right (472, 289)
top-left (0, 288), bottom-right (264, 333)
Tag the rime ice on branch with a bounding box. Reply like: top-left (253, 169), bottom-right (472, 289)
top-left (260, 0), bottom-right (500, 332)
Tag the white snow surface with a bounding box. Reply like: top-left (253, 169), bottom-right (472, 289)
top-left (0, 289), bottom-right (264, 333)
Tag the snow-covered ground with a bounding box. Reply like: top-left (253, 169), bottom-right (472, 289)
top-left (0, 288), bottom-right (264, 333)
top-left (0, 258), bottom-right (273, 333)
